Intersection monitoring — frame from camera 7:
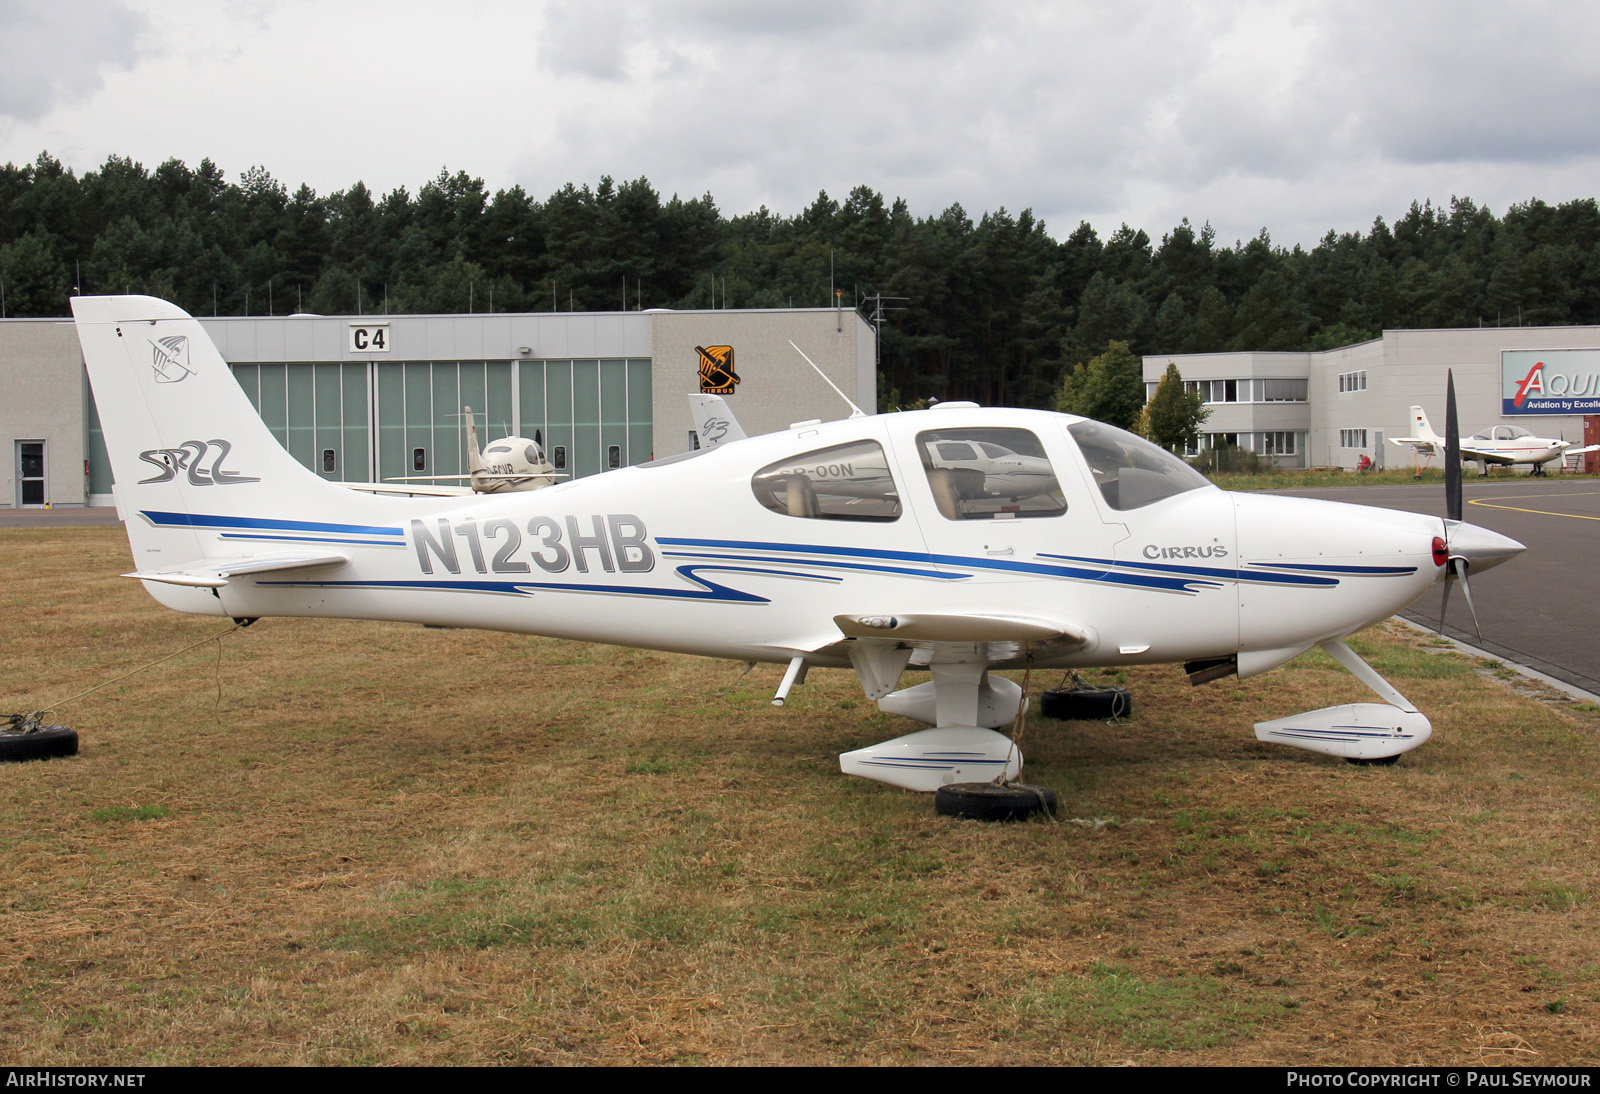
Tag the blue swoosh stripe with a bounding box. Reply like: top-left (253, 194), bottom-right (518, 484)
top-left (257, 563), bottom-right (828, 604)
top-left (219, 532), bottom-right (405, 547)
top-left (1040, 552), bottom-right (1339, 588)
top-left (142, 510), bottom-right (405, 537)
top-left (658, 537), bottom-right (1218, 593)
top-left (1245, 561), bottom-right (1419, 575)
top-left (661, 549), bottom-right (967, 581)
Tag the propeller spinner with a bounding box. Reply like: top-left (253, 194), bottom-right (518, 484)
top-left (1438, 370), bottom-right (1525, 639)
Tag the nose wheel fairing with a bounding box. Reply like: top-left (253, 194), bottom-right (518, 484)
top-left (1255, 703), bottom-right (1432, 760)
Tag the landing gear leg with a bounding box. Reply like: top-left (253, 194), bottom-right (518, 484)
top-left (839, 655), bottom-right (1024, 792)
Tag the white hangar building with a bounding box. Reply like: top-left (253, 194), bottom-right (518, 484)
top-left (1, 305), bottom-right (876, 508)
top-left (1145, 325), bottom-right (1600, 471)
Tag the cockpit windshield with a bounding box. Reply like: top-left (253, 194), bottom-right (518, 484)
top-left (1066, 420), bottom-right (1212, 511)
top-left (1474, 426), bottom-right (1533, 441)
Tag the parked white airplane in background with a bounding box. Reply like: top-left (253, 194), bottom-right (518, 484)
top-left (74, 296), bottom-right (1524, 793)
top-left (343, 406), bottom-right (563, 498)
top-left (1390, 405), bottom-right (1598, 476)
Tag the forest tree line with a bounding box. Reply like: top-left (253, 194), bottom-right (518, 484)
top-left (5, 151), bottom-right (1600, 411)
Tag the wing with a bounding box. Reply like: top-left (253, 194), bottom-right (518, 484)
top-left (126, 551), bottom-right (347, 589)
top-left (833, 611), bottom-right (1093, 645)
top-left (743, 610), bottom-right (1096, 666)
top-left (1458, 445), bottom-right (1515, 465)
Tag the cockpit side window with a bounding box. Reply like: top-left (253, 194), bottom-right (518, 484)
top-left (1067, 419), bottom-right (1211, 510)
top-left (914, 427), bottom-right (1067, 520)
top-left (751, 439), bottom-right (901, 521)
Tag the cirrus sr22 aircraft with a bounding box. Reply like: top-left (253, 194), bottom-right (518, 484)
top-left (73, 296), bottom-right (1524, 792)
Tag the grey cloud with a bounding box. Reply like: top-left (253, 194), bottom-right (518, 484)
top-left (1327, 5), bottom-right (1600, 166)
top-left (538, 3), bottom-right (638, 80)
top-left (0, 1), bottom-right (146, 123)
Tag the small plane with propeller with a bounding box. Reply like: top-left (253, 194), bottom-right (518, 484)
top-left (343, 406), bottom-right (563, 497)
top-left (73, 295), bottom-right (1524, 793)
top-left (1390, 404), bottom-right (1598, 476)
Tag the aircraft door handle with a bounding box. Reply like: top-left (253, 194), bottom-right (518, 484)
top-left (985, 547), bottom-right (1014, 557)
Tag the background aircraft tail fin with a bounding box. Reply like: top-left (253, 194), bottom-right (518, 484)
top-left (1409, 405), bottom-right (1443, 444)
top-left (688, 393), bottom-right (747, 447)
top-left (464, 406), bottom-right (487, 476)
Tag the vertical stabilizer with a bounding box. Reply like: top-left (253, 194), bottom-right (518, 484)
top-left (1409, 406), bottom-right (1443, 445)
top-left (71, 296), bottom-right (420, 584)
top-left (688, 394), bottom-right (747, 448)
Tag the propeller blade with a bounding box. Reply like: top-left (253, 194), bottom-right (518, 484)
top-left (1451, 556), bottom-right (1483, 641)
top-left (1438, 566), bottom-right (1453, 635)
top-left (1444, 370), bottom-right (1462, 522)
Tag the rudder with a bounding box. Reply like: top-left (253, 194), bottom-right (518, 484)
top-left (72, 295), bottom-right (415, 573)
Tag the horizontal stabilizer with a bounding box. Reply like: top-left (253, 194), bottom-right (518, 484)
top-left (126, 551), bottom-right (348, 588)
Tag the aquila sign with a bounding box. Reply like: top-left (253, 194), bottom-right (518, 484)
top-left (1503, 349), bottom-right (1600, 415)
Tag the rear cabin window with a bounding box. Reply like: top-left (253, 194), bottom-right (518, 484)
top-left (915, 427), bottom-right (1067, 520)
top-left (751, 439), bottom-right (901, 521)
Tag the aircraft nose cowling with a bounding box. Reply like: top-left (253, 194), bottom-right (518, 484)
top-left (1447, 522), bottom-right (1525, 575)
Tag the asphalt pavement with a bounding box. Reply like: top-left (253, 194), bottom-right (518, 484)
top-left (1268, 478), bottom-right (1600, 698)
top-left (0, 506), bottom-right (121, 528)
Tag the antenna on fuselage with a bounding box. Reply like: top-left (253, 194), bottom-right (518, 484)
top-left (788, 341), bottom-right (867, 419)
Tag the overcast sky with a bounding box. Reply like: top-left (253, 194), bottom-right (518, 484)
top-left (3, 0), bottom-right (1597, 250)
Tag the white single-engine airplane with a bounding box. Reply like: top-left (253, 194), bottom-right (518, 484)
top-left (345, 406), bottom-right (563, 497)
top-left (1390, 405), bottom-right (1599, 476)
top-left (75, 296), bottom-right (1525, 792)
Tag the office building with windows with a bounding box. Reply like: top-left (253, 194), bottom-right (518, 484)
top-left (1144, 326), bottom-right (1600, 470)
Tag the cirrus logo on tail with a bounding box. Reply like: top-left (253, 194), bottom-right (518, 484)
top-left (150, 336), bottom-right (195, 383)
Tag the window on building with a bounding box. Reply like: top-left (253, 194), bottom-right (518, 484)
top-left (1338, 370), bottom-right (1368, 393)
top-left (1339, 429), bottom-right (1369, 449)
top-left (1262, 432), bottom-right (1297, 455)
top-left (1210, 379), bottom-right (1240, 403)
top-left (1261, 379), bottom-right (1308, 402)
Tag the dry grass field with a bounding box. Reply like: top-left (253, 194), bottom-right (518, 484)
top-left (4, 526), bottom-right (1600, 1066)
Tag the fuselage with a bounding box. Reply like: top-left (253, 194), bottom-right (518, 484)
top-left (172, 405), bottom-right (1448, 673)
